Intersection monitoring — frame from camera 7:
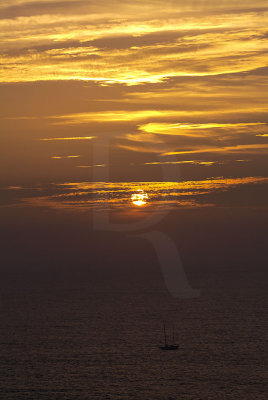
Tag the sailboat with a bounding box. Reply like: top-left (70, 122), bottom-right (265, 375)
top-left (160, 323), bottom-right (179, 350)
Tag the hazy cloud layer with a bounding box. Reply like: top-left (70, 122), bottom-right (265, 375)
top-left (0, 1), bottom-right (267, 184)
top-left (1, 1), bottom-right (268, 83)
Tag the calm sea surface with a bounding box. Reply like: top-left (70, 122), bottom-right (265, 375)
top-left (0, 180), bottom-right (267, 399)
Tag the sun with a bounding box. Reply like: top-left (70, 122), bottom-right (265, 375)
top-left (131, 189), bottom-right (148, 207)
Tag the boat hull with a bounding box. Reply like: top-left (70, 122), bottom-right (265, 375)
top-left (160, 345), bottom-right (179, 350)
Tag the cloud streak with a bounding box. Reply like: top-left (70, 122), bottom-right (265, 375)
top-left (1, 1), bottom-right (268, 84)
top-left (40, 136), bottom-right (95, 140)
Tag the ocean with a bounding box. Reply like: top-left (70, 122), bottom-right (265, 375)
top-left (0, 181), bottom-right (267, 399)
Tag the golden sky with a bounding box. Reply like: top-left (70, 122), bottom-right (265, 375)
top-left (0, 0), bottom-right (268, 184)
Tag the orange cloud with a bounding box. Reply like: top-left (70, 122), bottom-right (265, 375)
top-left (1, 1), bottom-right (268, 84)
top-left (40, 136), bottom-right (95, 140)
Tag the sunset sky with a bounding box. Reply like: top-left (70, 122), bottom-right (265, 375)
top-left (1, 0), bottom-right (268, 195)
top-left (1, 5), bottom-right (268, 397)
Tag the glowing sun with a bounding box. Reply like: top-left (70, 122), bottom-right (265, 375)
top-left (131, 189), bottom-right (148, 207)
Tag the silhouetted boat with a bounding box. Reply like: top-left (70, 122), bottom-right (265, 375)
top-left (160, 323), bottom-right (179, 350)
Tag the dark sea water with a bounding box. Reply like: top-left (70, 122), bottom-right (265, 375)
top-left (0, 201), bottom-right (267, 399)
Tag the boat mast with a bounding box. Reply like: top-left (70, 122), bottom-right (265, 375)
top-left (163, 322), bottom-right (167, 346)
